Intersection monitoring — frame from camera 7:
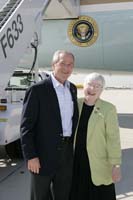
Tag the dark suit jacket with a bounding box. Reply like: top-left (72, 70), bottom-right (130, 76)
top-left (20, 76), bottom-right (79, 175)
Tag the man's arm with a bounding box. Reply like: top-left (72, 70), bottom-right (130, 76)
top-left (20, 86), bottom-right (39, 160)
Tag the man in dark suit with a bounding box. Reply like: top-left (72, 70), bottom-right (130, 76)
top-left (20, 50), bottom-right (79, 200)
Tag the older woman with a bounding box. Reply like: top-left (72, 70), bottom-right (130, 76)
top-left (70, 73), bottom-right (121, 200)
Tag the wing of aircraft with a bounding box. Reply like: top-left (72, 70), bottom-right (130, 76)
top-left (36, 0), bottom-right (133, 72)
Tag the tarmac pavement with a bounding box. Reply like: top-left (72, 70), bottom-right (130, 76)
top-left (0, 88), bottom-right (133, 200)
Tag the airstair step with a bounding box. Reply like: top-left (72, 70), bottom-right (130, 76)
top-left (0, 0), bottom-right (21, 29)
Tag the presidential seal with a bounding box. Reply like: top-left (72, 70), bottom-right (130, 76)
top-left (68, 16), bottom-right (99, 47)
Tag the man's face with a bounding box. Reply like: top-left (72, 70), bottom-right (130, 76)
top-left (53, 53), bottom-right (74, 84)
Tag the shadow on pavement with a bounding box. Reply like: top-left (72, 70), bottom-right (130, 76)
top-left (116, 148), bottom-right (133, 199)
top-left (118, 113), bottom-right (133, 129)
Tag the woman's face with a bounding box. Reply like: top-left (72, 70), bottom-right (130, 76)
top-left (83, 80), bottom-right (103, 105)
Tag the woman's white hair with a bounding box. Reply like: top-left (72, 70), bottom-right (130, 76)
top-left (83, 72), bottom-right (105, 87)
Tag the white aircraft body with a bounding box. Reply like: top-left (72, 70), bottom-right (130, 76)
top-left (37, 0), bottom-right (133, 72)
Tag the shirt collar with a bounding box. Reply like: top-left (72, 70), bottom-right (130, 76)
top-left (50, 73), bottom-right (70, 89)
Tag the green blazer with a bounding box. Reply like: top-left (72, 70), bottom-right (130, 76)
top-left (76, 98), bottom-right (121, 186)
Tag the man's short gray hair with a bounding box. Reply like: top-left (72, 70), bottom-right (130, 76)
top-left (84, 72), bottom-right (105, 87)
top-left (52, 50), bottom-right (75, 65)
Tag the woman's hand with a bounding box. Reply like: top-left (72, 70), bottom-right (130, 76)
top-left (112, 165), bottom-right (121, 183)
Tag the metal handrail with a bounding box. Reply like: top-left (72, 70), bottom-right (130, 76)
top-left (0, 0), bottom-right (22, 29)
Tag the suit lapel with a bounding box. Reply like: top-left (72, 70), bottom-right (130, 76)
top-left (70, 83), bottom-right (79, 135)
top-left (70, 83), bottom-right (77, 102)
top-left (45, 77), bottom-right (62, 128)
top-left (87, 99), bottom-right (103, 140)
top-left (78, 98), bottom-right (103, 141)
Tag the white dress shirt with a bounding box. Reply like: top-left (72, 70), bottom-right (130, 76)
top-left (51, 73), bottom-right (73, 137)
